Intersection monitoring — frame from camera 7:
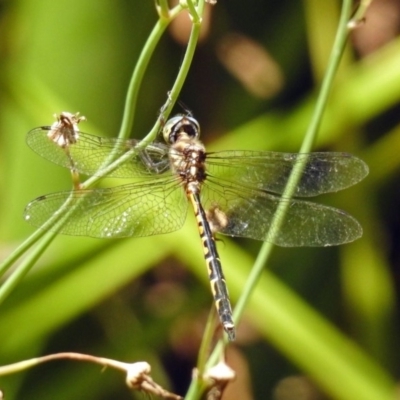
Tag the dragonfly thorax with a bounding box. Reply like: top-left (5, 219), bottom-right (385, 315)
top-left (169, 137), bottom-right (207, 193)
top-left (163, 114), bottom-right (200, 144)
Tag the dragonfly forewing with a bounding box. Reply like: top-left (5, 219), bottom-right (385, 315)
top-left (27, 127), bottom-right (170, 178)
top-left (206, 151), bottom-right (369, 197)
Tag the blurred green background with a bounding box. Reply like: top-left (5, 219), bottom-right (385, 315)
top-left (0, 0), bottom-right (400, 399)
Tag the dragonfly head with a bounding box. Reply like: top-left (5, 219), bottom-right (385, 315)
top-left (163, 114), bottom-right (200, 144)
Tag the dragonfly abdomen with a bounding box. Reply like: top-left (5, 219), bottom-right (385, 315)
top-left (188, 191), bottom-right (235, 341)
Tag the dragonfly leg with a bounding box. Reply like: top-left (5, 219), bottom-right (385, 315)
top-left (138, 144), bottom-right (170, 174)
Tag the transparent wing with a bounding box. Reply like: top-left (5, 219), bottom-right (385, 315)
top-left (27, 127), bottom-right (170, 178)
top-left (24, 177), bottom-right (187, 238)
top-left (202, 177), bottom-right (362, 246)
top-left (206, 151), bottom-right (369, 197)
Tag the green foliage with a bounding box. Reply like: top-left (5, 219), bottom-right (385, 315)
top-left (0, 0), bottom-right (399, 399)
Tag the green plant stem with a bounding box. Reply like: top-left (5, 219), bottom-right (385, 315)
top-left (156, 0), bottom-right (170, 19)
top-left (158, 2), bottom-right (204, 122)
top-left (185, 0), bottom-right (201, 23)
top-left (349, 0), bottom-right (373, 26)
top-left (0, 230), bottom-right (58, 305)
top-left (0, 228), bottom-right (48, 277)
top-left (197, 308), bottom-right (217, 376)
top-left (117, 4), bottom-right (182, 142)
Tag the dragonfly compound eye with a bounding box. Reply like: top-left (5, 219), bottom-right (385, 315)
top-left (163, 114), bottom-right (201, 144)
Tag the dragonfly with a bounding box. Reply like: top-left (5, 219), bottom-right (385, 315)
top-left (25, 112), bottom-right (369, 341)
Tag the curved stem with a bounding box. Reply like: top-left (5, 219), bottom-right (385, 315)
top-left (117, 4), bottom-right (182, 141)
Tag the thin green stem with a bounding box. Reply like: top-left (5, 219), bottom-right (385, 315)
top-left (185, 0), bottom-right (201, 23)
top-left (185, 379), bottom-right (204, 400)
top-left (158, 5), bottom-right (203, 122)
top-left (155, 0), bottom-right (170, 19)
top-left (0, 228), bottom-right (48, 277)
top-left (186, 308), bottom-right (217, 399)
top-left (197, 308), bottom-right (217, 376)
top-left (349, 0), bottom-right (373, 27)
top-left (0, 192), bottom-right (83, 305)
top-left (0, 230), bottom-right (58, 305)
top-left (117, 4), bottom-right (182, 141)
